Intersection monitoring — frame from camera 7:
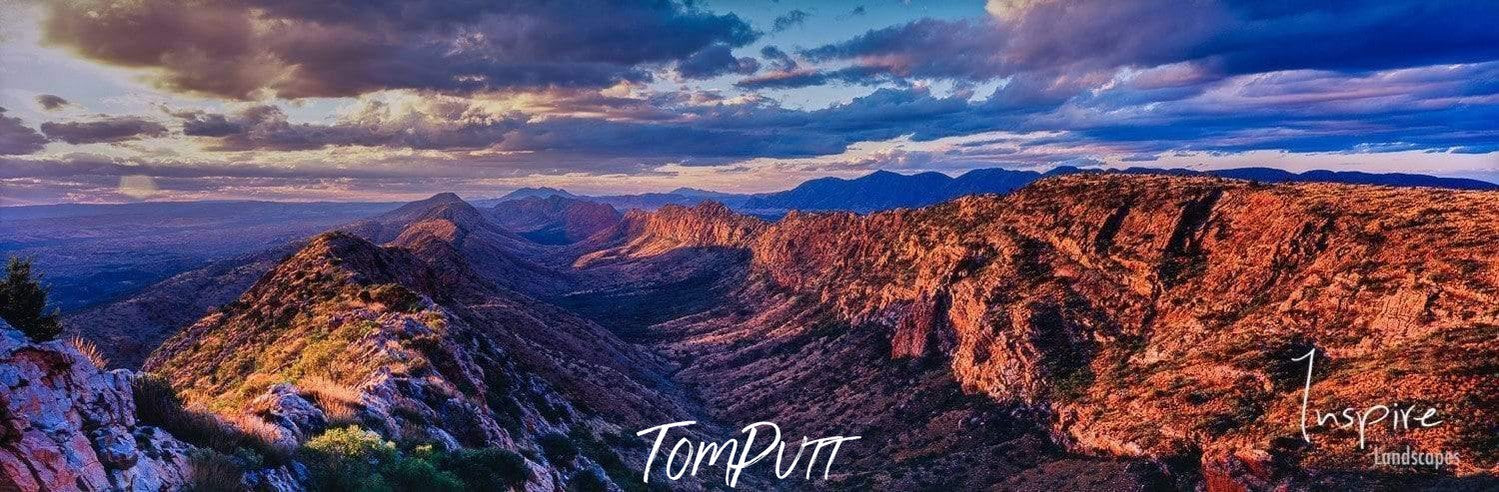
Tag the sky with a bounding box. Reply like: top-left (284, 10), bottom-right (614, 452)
top-left (0, 0), bottom-right (1496, 205)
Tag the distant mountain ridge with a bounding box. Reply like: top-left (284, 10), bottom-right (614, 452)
top-left (487, 195), bottom-right (623, 245)
top-left (741, 168), bottom-right (1050, 212)
top-left (498, 186), bottom-right (577, 200)
top-left (1120, 166), bottom-right (1499, 189)
top-left (477, 166), bottom-right (1495, 216)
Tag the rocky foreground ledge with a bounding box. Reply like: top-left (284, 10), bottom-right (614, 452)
top-left (0, 319), bottom-right (191, 491)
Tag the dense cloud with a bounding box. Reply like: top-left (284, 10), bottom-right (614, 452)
top-left (174, 102), bottom-right (525, 151)
top-left (77, 56), bottom-right (1499, 168)
top-left (677, 45), bottom-right (760, 79)
top-left (0, 108), bottom-right (48, 155)
top-left (42, 0), bottom-right (757, 99)
top-left (799, 1), bottom-right (1499, 88)
top-left (35, 95), bottom-right (70, 111)
top-left (39, 117), bottom-right (169, 145)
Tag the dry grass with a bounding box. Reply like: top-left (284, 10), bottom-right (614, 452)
top-left (132, 373), bottom-right (294, 463)
top-left (67, 335), bottom-right (109, 369)
top-left (225, 414), bottom-right (290, 450)
top-left (297, 375), bottom-right (365, 428)
top-left (185, 449), bottom-right (244, 492)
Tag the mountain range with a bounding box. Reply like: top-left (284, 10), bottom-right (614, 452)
top-left (475, 166), bottom-right (1498, 216)
top-left (9, 171), bottom-right (1495, 491)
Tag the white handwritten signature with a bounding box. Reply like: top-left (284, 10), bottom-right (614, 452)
top-left (635, 421), bottom-right (861, 488)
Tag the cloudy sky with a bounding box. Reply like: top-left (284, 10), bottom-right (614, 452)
top-left (1, 0), bottom-right (1496, 204)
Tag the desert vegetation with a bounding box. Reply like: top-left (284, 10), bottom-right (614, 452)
top-left (301, 426), bottom-right (529, 491)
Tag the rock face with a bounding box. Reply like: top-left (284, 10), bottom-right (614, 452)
top-left (594, 174), bottom-right (1498, 489)
top-left (0, 320), bottom-right (191, 491)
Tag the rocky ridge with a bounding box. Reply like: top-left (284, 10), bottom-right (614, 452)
top-left (0, 319), bottom-right (191, 491)
top-left (142, 230), bottom-right (713, 490)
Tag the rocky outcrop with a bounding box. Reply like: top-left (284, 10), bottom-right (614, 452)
top-left (0, 320), bottom-right (191, 491)
top-left (574, 201), bottom-right (763, 267)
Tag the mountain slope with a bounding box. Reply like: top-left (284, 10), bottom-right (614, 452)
top-left (571, 174), bottom-right (1499, 489)
top-left (63, 244), bottom-right (300, 369)
top-left (343, 193), bottom-right (571, 296)
top-left (144, 231), bottom-right (713, 490)
top-left (488, 195), bottom-right (623, 245)
top-left (498, 187), bottom-right (576, 200)
top-left (740, 167), bottom-right (1497, 214)
top-left (1125, 167), bottom-right (1499, 190)
top-left (41, 173), bottom-right (1499, 490)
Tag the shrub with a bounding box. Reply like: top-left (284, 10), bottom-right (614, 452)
top-left (303, 426), bottom-right (530, 491)
top-left (538, 432), bottom-right (578, 465)
top-left (363, 284), bottom-right (424, 313)
top-left (383, 453), bottom-right (464, 492)
top-left (185, 449), bottom-right (244, 492)
top-left (438, 448), bottom-right (531, 489)
top-left (303, 426), bottom-right (396, 491)
top-left (0, 257), bottom-right (61, 342)
top-left (569, 469), bottom-right (609, 492)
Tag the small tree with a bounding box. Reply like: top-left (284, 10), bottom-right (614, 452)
top-left (0, 257), bottom-right (61, 341)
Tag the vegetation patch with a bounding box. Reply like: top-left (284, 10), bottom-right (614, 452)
top-left (302, 426), bottom-right (530, 491)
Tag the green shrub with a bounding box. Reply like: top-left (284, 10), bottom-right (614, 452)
top-left (303, 426), bottom-right (531, 491)
top-left (383, 454), bottom-right (464, 492)
top-left (304, 426), bottom-right (396, 490)
top-left (438, 448), bottom-right (531, 489)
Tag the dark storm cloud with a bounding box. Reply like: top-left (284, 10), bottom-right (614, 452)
top-left (772, 10), bottom-right (809, 32)
top-left (39, 117), bottom-right (169, 145)
top-left (677, 45), bottom-right (760, 79)
top-left (42, 0), bottom-right (757, 99)
top-left (35, 95), bottom-right (70, 111)
top-left (0, 108), bottom-right (49, 155)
